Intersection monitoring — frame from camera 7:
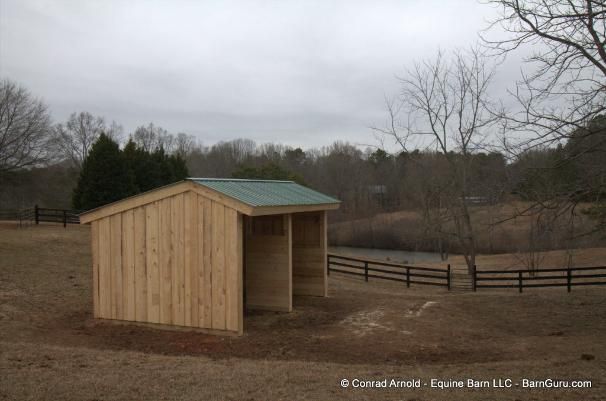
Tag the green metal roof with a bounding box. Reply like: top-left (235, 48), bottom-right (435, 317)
top-left (189, 178), bottom-right (340, 207)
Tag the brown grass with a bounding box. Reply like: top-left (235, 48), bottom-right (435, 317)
top-left (329, 201), bottom-right (606, 254)
top-left (1, 222), bottom-right (606, 400)
top-left (426, 247), bottom-right (606, 270)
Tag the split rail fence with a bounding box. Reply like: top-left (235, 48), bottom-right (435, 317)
top-left (0, 205), bottom-right (80, 227)
top-left (473, 266), bottom-right (606, 293)
top-left (327, 253), bottom-right (450, 289)
top-left (327, 253), bottom-right (606, 293)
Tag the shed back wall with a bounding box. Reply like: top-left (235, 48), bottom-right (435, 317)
top-left (244, 214), bottom-right (292, 312)
top-left (292, 211), bottom-right (327, 297)
top-left (91, 190), bottom-right (242, 334)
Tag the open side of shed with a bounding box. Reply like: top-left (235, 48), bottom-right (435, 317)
top-left (80, 178), bottom-right (339, 336)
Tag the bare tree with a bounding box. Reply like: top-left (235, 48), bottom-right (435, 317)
top-left (132, 123), bottom-right (197, 155)
top-left (173, 132), bottom-right (198, 157)
top-left (53, 111), bottom-right (121, 168)
top-left (482, 0), bottom-right (606, 244)
top-left (514, 212), bottom-right (550, 274)
top-left (0, 79), bottom-right (52, 173)
top-left (132, 123), bottom-right (170, 152)
top-left (374, 49), bottom-right (499, 273)
top-left (482, 0), bottom-right (606, 150)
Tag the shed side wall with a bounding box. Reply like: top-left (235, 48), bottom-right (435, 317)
top-left (292, 211), bottom-right (327, 297)
top-left (94, 190), bottom-right (241, 334)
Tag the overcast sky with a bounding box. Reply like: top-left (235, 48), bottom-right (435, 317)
top-left (0, 0), bottom-right (518, 149)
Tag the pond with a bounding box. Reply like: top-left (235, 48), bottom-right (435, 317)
top-left (328, 246), bottom-right (444, 265)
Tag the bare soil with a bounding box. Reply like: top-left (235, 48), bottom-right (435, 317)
top-left (1, 222), bottom-right (605, 400)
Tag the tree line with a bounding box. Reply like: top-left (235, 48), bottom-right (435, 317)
top-left (0, 0), bottom-right (603, 273)
top-left (72, 134), bottom-right (188, 210)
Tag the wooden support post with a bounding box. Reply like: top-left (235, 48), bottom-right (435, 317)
top-left (364, 261), bottom-right (368, 282)
top-left (518, 271), bottom-right (523, 293)
top-left (34, 204), bottom-right (39, 225)
top-left (447, 264), bottom-right (451, 290)
top-left (567, 267), bottom-right (572, 293)
top-left (406, 267), bottom-right (410, 288)
top-left (326, 254), bottom-right (330, 276)
top-left (472, 267), bottom-right (477, 292)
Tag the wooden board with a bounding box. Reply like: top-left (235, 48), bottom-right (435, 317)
top-left (292, 211), bottom-right (327, 297)
top-left (91, 220), bottom-right (100, 318)
top-left (224, 207), bottom-right (238, 331)
top-left (159, 198), bottom-right (173, 324)
top-left (245, 214), bottom-right (292, 311)
top-left (145, 202), bottom-right (160, 323)
top-left (109, 213), bottom-right (123, 320)
top-left (133, 206), bottom-right (147, 322)
top-left (237, 213), bottom-right (244, 335)
top-left (98, 217), bottom-right (111, 319)
top-left (199, 196), bottom-right (213, 327)
top-left (184, 191), bottom-right (198, 327)
top-left (172, 193), bottom-right (185, 326)
top-left (211, 201), bottom-right (226, 330)
top-left (122, 209), bottom-right (136, 321)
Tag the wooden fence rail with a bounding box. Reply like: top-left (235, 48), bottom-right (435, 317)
top-left (327, 253), bottom-right (606, 293)
top-left (0, 206), bottom-right (80, 227)
top-left (34, 205), bottom-right (80, 227)
top-left (473, 266), bottom-right (606, 293)
top-left (327, 253), bottom-right (450, 289)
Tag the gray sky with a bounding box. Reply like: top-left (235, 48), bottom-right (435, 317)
top-left (0, 0), bottom-right (512, 149)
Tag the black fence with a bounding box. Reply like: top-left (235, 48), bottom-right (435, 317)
top-left (0, 205), bottom-right (80, 227)
top-left (474, 266), bottom-right (606, 293)
top-left (327, 253), bottom-right (450, 289)
top-left (327, 253), bottom-right (606, 293)
top-left (34, 205), bottom-right (80, 226)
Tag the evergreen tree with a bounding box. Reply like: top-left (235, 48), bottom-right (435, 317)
top-left (167, 153), bottom-right (189, 182)
top-left (73, 133), bottom-right (137, 210)
top-left (124, 140), bottom-right (163, 192)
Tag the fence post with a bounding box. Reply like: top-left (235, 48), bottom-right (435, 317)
top-left (364, 261), bottom-right (369, 282)
top-left (472, 266), bottom-right (477, 292)
top-left (34, 204), bottom-right (39, 225)
top-left (326, 254), bottom-right (330, 276)
top-left (447, 264), bottom-right (451, 290)
top-left (518, 271), bottom-right (523, 293)
top-left (567, 267), bottom-right (571, 293)
top-left (63, 210), bottom-right (67, 228)
top-left (406, 267), bottom-right (410, 288)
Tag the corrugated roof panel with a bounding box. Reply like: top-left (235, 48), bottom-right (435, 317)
top-left (188, 178), bottom-right (340, 207)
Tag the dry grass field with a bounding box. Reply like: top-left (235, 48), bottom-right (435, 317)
top-left (330, 201), bottom-right (606, 254)
top-left (1, 222), bottom-right (606, 400)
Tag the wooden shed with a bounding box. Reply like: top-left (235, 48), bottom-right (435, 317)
top-left (79, 178), bottom-right (340, 336)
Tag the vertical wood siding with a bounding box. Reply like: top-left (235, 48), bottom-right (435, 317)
top-left (292, 211), bottom-right (328, 297)
top-left (91, 220), bottom-right (100, 317)
top-left (91, 190), bottom-right (242, 333)
top-left (245, 214), bottom-right (292, 312)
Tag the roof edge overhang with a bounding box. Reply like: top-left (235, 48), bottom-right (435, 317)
top-left (79, 180), bottom-right (340, 224)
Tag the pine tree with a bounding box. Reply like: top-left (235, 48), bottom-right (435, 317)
top-left (167, 153), bottom-right (189, 182)
top-left (72, 134), bottom-right (137, 210)
top-left (124, 139), bottom-right (163, 192)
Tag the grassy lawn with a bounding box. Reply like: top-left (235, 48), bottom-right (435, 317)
top-left (1, 222), bottom-right (605, 400)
